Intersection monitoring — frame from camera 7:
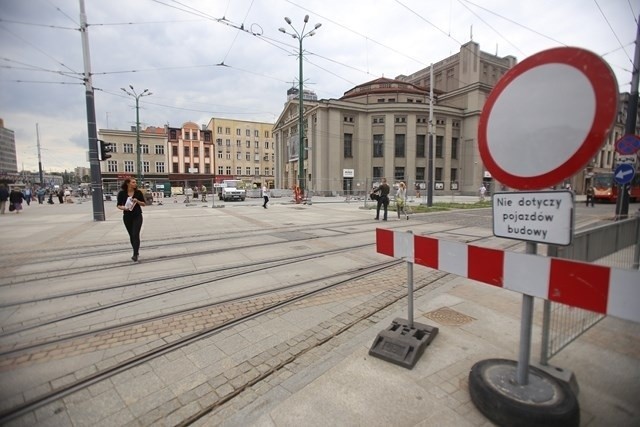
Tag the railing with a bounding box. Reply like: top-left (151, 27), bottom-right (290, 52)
top-left (540, 216), bottom-right (640, 364)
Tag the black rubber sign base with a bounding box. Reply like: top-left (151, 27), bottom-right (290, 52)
top-left (369, 318), bottom-right (439, 369)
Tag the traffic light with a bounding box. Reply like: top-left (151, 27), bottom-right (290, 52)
top-left (97, 139), bottom-right (113, 161)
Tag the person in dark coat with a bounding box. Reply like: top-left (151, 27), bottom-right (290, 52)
top-left (9, 187), bottom-right (24, 213)
top-left (0, 184), bottom-right (9, 214)
top-left (116, 178), bottom-right (146, 262)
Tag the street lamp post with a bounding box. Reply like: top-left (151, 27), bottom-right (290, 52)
top-left (279, 15), bottom-right (321, 198)
top-left (121, 85), bottom-right (152, 183)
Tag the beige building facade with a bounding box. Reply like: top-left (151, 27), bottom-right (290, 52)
top-left (206, 118), bottom-right (275, 188)
top-left (97, 126), bottom-right (168, 193)
top-left (273, 42), bottom-right (516, 196)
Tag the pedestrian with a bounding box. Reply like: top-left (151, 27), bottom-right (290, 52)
top-left (193, 186), bottom-right (198, 200)
top-left (372, 177), bottom-right (390, 221)
top-left (9, 187), bottom-right (24, 214)
top-left (395, 181), bottom-right (408, 220)
top-left (23, 187), bottom-right (32, 206)
top-left (262, 185), bottom-right (269, 208)
top-left (57, 188), bottom-right (64, 204)
top-left (479, 184), bottom-right (487, 202)
top-left (37, 187), bottom-right (46, 204)
top-left (117, 178), bottom-right (146, 262)
top-left (586, 185), bottom-right (595, 207)
top-left (201, 184), bottom-right (207, 202)
top-left (0, 184), bottom-right (9, 214)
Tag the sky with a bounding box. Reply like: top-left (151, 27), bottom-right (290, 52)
top-left (0, 0), bottom-right (638, 173)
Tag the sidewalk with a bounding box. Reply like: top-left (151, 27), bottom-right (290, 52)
top-left (0, 198), bottom-right (637, 426)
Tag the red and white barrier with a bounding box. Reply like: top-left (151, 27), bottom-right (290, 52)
top-left (376, 228), bottom-right (640, 324)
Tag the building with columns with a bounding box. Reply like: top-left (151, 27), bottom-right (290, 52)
top-left (273, 41), bottom-right (516, 196)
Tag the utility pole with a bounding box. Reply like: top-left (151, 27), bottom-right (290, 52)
top-left (427, 63), bottom-right (434, 207)
top-left (79, 0), bottom-right (106, 221)
top-left (615, 15), bottom-right (640, 219)
top-left (36, 123), bottom-right (43, 186)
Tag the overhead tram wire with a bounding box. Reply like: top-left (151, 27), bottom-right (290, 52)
top-left (0, 19), bottom-right (77, 31)
top-left (45, 0), bottom-right (79, 26)
top-left (594, 0), bottom-right (634, 65)
top-left (456, 0), bottom-right (525, 56)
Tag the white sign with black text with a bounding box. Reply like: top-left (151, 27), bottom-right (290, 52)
top-left (492, 191), bottom-right (574, 246)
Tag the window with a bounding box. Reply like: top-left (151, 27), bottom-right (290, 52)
top-left (373, 167), bottom-right (383, 179)
top-left (217, 151), bottom-right (223, 159)
top-left (452, 120), bottom-right (460, 128)
top-left (451, 168), bottom-right (458, 182)
top-left (226, 166), bottom-right (232, 175)
top-left (417, 116), bottom-right (427, 124)
top-left (217, 126), bottom-right (222, 133)
top-left (255, 167), bottom-right (260, 176)
top-left (246, 129), bottom-right (251, 136)
top-left (344, 116), bottom-right (354, 122)
top-left (156, 162), bottom-right (165, 173)
top-left (436, 118), bottom-right (445, 126)
top-left (372, 116), bottom-right (384, 124)
top-left (236, 128), bottom-right (241, 135)
top-left (435, 136), bottom-right (444, 158)
top-left (373, 134), bottom-right (384, 157)
top-left (255, 141), bottom-right (259, 149)
top-left (237, 152), bottom-right (242, 160)
top-left (226, 139), bottom-right (231, 146)
top-left (143, 161), bottom-right (150, 173)
top-left (184, 131), bottom-right (190, 140)
top-left (172, 145), bottom-right (178, 156)
top-left (254, 154), bottom-right (260, 161)
top-left (435, 167), bottom-right (443, 181)
top-left (265, 141), bottom-right (269, 149)
top-left (204, 147), bottom-right (210, 157)
top-left (184, 146), bottom-right (190, 157)
top-left (226, 153), bottom-right (231, 160)
top-left (416, 167), bottom-right (425, 181)
top-left (155, 145), bottom-right (164, 155)
top-left (246, 140), bottom-right (251, 148)
top-left (170, 129), bottom-right (178, 139)
top-left (193, 147), bottom-right (199, 157)
top-left (108, 144), bottom-right (117, 153)
top-left (255, 130), bottom-right (259, 137)
top-left (246, 167), bottom-right (251, 175)
top-left (344, 133), bottom-right (353, 158)
top-left (225, 127), bottom-right (230, 134)
top-left (451, 137), bottom-right (458, 159)
top-left (218, 166), bottom-right (224, 175)
top-left (246, 152), bottom-right (250, 161)
top-left (416, 135), bottom-right (426, 157)
top-left (173, 162), bottom-right (179, 173)
top-left (107, 160), bottom-right (117, 173)
top-left (205, 164), bottom-right (210, 173)
top-left (204, 132), bottom-right (211, 142)
top-left (184, 163), bottom-right (190, 172)
top-left (265, 130), bottom-right (270, 138)
top-left (265, 167), bottom-right (269, 175)
top-left (124, 160), bottom-right (134, 172)
top-left (394, 134), bottom-right (405, 158)
top-left (395, 116), bottom-right (406, 123)
top-left (216, 138), bottom-right (222, 146)
top-left (394, 167), bottom-right (405, 181)
top-left (377, 98), bottom-right (385, 103)
top-left (236, 140), bottom-right (241, 147)
top-left (236, 166), bottom-right (242, 175)
top-left (193, 163), bottom-right (200, 173)
top-left (124, 143), bottom-right (134, 154)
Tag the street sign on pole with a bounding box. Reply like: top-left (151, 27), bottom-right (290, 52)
top-left (478, 47), bottom-right (618, 190)
top-left (614, 163), bottom-right (635, 185)
top-left (615, 134), bottom-right (640, 155)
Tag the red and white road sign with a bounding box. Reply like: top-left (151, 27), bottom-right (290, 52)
top-left (478, 47), bottom-right (618, 190)
top-left (376, 229), bottom-right (640, 324)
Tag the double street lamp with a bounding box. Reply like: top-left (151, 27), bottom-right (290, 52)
top-left (121, 85), bottom-right (152, 183)
top-left (279, 15), bottom-right (321, 197)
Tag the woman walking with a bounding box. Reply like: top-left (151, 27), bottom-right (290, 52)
top-left (9, 187), bottom-right (24, 214)
top-left (395, 182), bottom-right (408, 220)
top-left (117, 178), bottom-right (146, 262)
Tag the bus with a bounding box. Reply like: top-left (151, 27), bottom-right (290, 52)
top-left (592, 171), bottom-right (640, 203)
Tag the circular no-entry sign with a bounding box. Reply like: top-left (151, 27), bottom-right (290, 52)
top-left (478, 47), bottom-right (618, 190)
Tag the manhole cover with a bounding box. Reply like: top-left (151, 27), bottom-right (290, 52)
top-left (423, 307), bottom-right (475, 326)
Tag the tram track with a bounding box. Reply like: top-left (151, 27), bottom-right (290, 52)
top-left (0, 258), bottom-right (416, 424)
